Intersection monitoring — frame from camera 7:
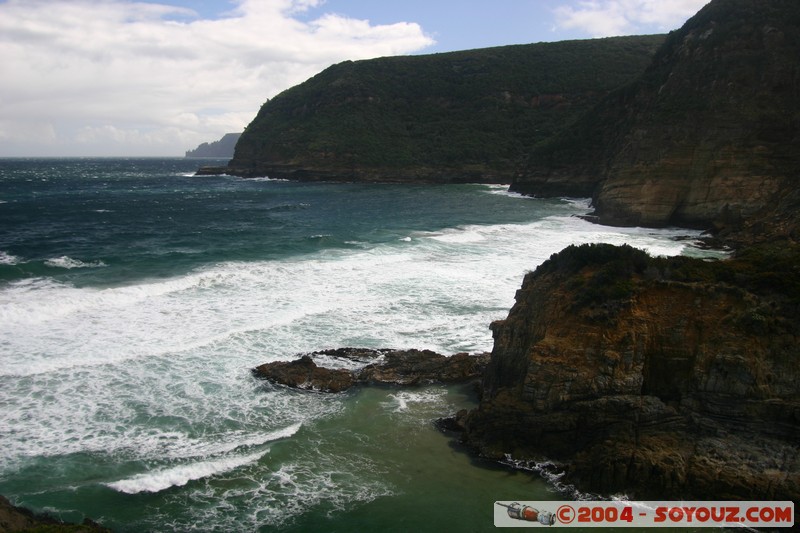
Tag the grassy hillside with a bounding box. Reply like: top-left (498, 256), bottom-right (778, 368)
top-left (230, 35), bottom-right (664, 180)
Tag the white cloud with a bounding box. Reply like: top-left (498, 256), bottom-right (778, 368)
top-left (0, 0), bottom-right (435, 156)
top-left (554, 0), bottom-right (710, 38)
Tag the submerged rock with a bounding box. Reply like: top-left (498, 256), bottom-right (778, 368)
top-left (253, 348), bottom-right (490, 392)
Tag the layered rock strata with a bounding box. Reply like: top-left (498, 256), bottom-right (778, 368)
top-left (462, 243), bottom-right (800, 500)
top-left (593, 0), bottom-right (800, 231)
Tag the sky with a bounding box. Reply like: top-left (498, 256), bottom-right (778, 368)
top-left (0, 0), bottom-right (710, 157)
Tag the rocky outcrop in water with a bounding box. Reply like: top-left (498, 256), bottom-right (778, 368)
top-left (253, 348), bottom-right (490, 392)
top-left (462, 243), bottom-right (800, 500)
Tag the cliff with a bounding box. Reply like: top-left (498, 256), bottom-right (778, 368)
top-left (463, 243), bottom-right (800, 499)
top-left (513, 0), bottom-right (800, 238)
top-left (225, 36), bottom-right (664, 183)
top-left (185, 132), bottom-right (241, 158)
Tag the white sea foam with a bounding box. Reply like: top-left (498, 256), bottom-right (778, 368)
top-left (384, 389), bottom-right (446, 413)
top-left (500, 455), bottom-right (600, 500)
top-left (44, 256), bottom-right (107, 269)
top-left (244, 176), bottom-right (288, 182)
top-left (164, 422), bottom-right (302, 460)
top-left (0, 250), bottom-right (20, 265)
top-left (0, 210), bottom-right (708, 379)
top-left (107, 449), bottom-right (269, 494)
top-left (0, 353), bottom-right (332, 470)
top-left (428, 228), bottom-right (486, 243)
top-left (0, 197), bottom-right (718, 523)
top-left (481, 184), bottom-right (530, 198)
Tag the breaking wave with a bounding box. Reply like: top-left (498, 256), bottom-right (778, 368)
top-left (44, 256), bottom-right (107, 269)
top-left (107, 450), bottom-right (269, 494)
top-left (106, 423), bottom-right (302, 494)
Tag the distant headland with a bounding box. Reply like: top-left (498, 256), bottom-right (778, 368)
top-left (185, 132), bottom-right (241, 158)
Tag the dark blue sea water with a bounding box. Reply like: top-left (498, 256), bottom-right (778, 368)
top-left (0, 158), bottom-right (716, 531)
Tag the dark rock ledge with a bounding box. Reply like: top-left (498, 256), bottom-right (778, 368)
top-left (0, 494), bottom-right (111, 533)
top-left (252, 348), bottom-right (491, 393)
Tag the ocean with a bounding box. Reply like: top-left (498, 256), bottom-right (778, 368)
top-left (0, 158), bottom-right (718, 532)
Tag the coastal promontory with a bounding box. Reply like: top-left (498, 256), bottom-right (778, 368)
top-left (185, 132), bottom-right (241, 158)
top-left (222, 35), bottom-right (664, 184)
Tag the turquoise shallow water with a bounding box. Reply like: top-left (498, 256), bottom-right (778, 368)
top-left (0, 158), bottom-right (714, 531)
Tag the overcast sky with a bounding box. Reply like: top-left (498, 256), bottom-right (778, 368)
top-left (0, 0), bottom-right (710, 157)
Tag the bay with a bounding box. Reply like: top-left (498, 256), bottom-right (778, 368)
top-left (0, 158), bottom-right (715, 531)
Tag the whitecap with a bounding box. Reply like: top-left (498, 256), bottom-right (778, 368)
top-left (0, 250), bottom-right (20, 265)
top-left (103, 422), bottom-right (302, 494)
top-left (106, 449), bottom-right (268, 494)
top-left (428, 229), bottom-right (485, 244)
top-left (44, 256), bottom-right (107, 269)
top-left (384, 389), bottom-right (446, 413)
top-left (480, 184), bottom-right (529, 198)
top-left (561, 197), bottom-right (592, 210)
top-left (248, 176), bottom-right (288, 182)
top-left (166, 422), bottom-right (302, 459)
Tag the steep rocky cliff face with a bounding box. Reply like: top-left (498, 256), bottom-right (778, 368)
top-left (464, 243), bottom-right (800, 499)
top-left (513, 0), bottom-right (800, 236)
top-left (595, 0), bottom-right (800, 230)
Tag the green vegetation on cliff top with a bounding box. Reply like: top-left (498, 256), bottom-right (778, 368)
top-left (537, 242), bottom-right (800, 325)
top-left (232, 35), bottom-right (664, 177)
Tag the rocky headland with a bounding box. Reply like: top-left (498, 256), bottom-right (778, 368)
top-left (203, 35), bottom-right (664, 183)
top-left (185, 132), bottom-right (241, 159)
top-left (461, 243), bottom-right (800, 500)
top-left (255, 242), bottom-right (800, 501)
